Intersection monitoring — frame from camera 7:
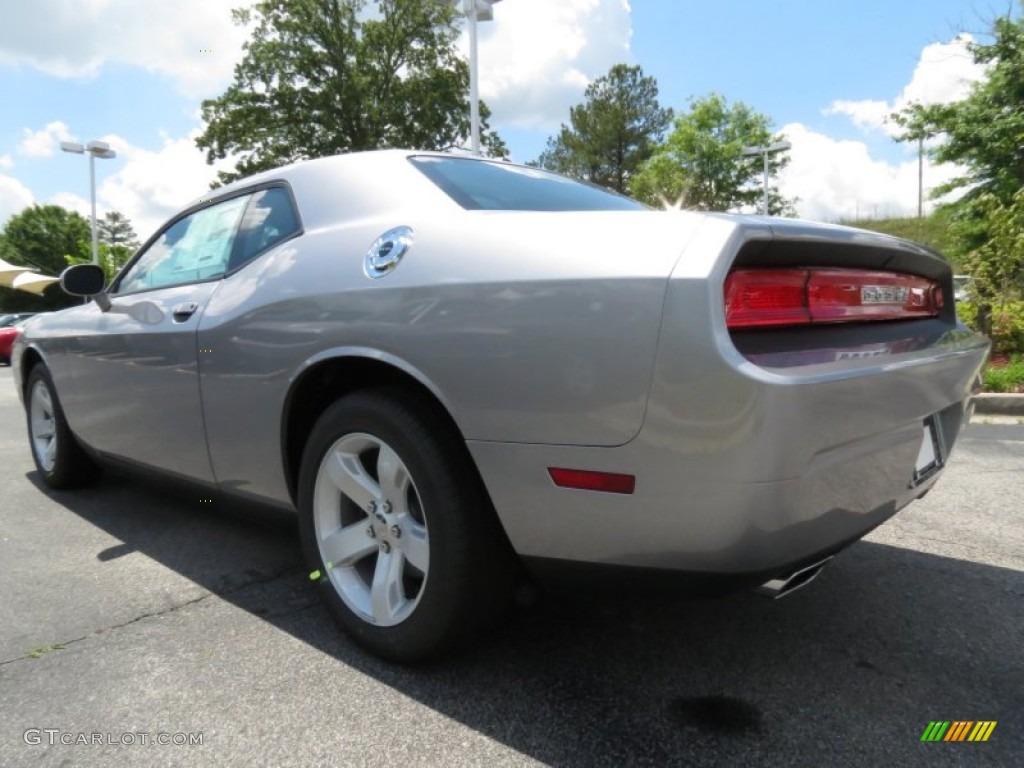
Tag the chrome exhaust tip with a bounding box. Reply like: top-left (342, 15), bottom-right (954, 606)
top-left (756, 556), bottom-right (833, 599)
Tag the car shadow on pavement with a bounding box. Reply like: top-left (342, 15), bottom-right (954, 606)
top-left (25, 470), bottom-right (1024, 767)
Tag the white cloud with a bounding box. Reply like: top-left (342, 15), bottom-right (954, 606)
top-left (0, 175), bottom-right (35, 228)
top-left (18, 121), bottom-right (74, 158)
top-left (0, 0), bottom-right (250, 97)
top-left (48, 192), bottom-right (90, 218)
top-left (823, 99), bottom-right (890, 133)
top-left (825, 36), bottom-right (985, 134)
top-left (11, 122), bottom-right (232, 240)
top-left (33, 121), bottom-right (233, 240)
top-left (469, 0), bottom-right (633, 130)
top-left (0, 154), bottom-right (12, 169)
top-left (785, 35), bottom-right (982, 221)
top-left (92, 130), bottom-right (235, 239)
top-left (778, 122), bottom-right (964, 222)
top-left (3, 0), bottom-right (629, 134)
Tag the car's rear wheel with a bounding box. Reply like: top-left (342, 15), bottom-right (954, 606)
top-left (26, 365), bottom-right (102, 489)
top-left (297, 388), bottom-right (516, 662)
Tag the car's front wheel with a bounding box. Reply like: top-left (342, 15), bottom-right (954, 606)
top-left (297, 388), bottom-right (516, 662)
top-left (25, 365), bottom-right (102, 489)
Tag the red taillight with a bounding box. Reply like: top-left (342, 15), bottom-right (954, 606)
top-left (725, 268), bottom-right (943, 329)
top-left (548, 468), bottom-right (636, 494)
top-left (724, 269), bottom-right (810, 328)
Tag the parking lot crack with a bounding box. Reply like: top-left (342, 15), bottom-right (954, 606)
top-left (0, 565), bottom-right (303, 666)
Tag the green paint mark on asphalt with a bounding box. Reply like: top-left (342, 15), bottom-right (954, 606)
top-left (26, 643), bottom-right (65, 659)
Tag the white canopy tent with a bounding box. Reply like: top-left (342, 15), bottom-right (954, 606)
top-left (11, 272), bottom-right (61, 295)
top-left (0, 257), bottom-right (33, 288)
top-left (0, 257), bottom-right (62, 296)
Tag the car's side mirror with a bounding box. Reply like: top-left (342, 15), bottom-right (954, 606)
top-left (60, 264), bottom-right (111, 311)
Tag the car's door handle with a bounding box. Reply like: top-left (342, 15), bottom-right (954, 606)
top-left (172, 302), bottom-right (199, 322)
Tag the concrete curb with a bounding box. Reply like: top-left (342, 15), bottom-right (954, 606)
top-left (973, 393), bottom-right (1024, 416)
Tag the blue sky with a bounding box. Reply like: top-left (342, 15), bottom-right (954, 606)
top-left (0, 0), bottom-right (1015, 239)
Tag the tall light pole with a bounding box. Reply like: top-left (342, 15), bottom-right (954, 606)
top-left (917, 136), bottom-right (924, 220)
top-left (448, 0), bottom-right (502, 155)
top-left (741, 141), bottom-right (791, 215)
top-left (60, 140), bottom-right (117, 265)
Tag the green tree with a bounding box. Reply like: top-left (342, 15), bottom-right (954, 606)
top-left (893, 17), bottom-right (1024, 209)
top-left (963, 190), bottom-right (1024, 301)
top-left (96, 211), bottom-right (141, 280)
top-left (0, 205), bottom-right (88, 311)
top-left (630, 93), bottom-right (794, 214)
top-left (99, 211), bottom-right (141, 250)
top-left (65, 242), bottom-right (132, 285)
top-left (197, 0), bottom-right (507, 185)
top-left (533, 64), bottom-right (673, 194)
top-left (892, 10), bottom-right (1024, 332)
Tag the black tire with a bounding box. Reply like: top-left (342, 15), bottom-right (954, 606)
top-left (25, 364), bottom-right (102, 489)
top-left (297, 388), bottom-right (517, 662)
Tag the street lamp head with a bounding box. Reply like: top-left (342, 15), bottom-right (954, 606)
top-left (742, 142), bottom-right (792, 156)
top-left (447, 0), bottom-right (502, 21)
top-left (60, 140), bottom-right (115, 159)
top-left (85, 140), bottom-right (116, 159)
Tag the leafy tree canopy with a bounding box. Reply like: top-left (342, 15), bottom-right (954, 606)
top-left (892, 8), bottom-right (1024, 321)
top-left (197, 0), bottom-right (507, 185)
top-left (963, 190), bottom-right (1024, 303)
top-left (99, 211), bottom-right (141, 250)
top-left (892, 13), bottom-right (1024, 206)
top-left (630, 93), bottom-right (794, 214)
top-left (0, 205), bottom-right (88, 311)
top-left (86, 210), bottom-right (142, 283)
top-left (533, 64), bottom-right (673, 194)
top-left (65, 242), bottom-right (133, 285)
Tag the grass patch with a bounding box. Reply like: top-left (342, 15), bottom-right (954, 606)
top-left (843, 209), bottom-right (960, 266)
top-left (984, 354), bottom-right (1024, 393)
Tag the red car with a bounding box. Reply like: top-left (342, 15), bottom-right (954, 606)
top-left (0, 318), bottom-right (31, 365)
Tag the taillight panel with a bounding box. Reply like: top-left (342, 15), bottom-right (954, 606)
top-left (725, 268), bottom-right (944, 330)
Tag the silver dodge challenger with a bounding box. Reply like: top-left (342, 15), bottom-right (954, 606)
top-left (13, 150), bottom-right (989, 661)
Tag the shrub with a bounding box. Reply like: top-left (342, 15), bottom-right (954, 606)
top-left (957, 301), bottom-right (1024, 354)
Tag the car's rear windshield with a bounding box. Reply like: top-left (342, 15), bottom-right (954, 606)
top-left (409, 156), bottom-right (648, 212)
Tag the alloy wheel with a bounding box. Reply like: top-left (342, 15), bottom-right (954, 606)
top-left (312, 432), bottom-right (430, 627)
top-left (29, 380), bottom-right (57, 473)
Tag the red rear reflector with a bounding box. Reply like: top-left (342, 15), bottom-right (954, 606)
top-left (548, 468), bottom-right (636, 495)
top-left (724, 269), bottom-right (810, 327)
top-left (725, 268), bottom-right (943, 329)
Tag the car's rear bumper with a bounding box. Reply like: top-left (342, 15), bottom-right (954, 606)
top-left (468, 327), bottom-right (988, 576)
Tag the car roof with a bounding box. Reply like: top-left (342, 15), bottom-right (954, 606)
top-left (177, 150), bottom-right (472, 230)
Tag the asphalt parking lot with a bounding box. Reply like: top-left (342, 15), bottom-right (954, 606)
top-left (0, 365), bottom-right (1021, 767)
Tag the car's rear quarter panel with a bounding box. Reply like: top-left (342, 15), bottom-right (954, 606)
top-left (468, 218), bottom-right (989, 573)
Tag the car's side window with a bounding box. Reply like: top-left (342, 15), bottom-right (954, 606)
top-left (227, 187), bottom-right (301, 273)
top-left (116, 195), bottom-right (250, 294)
